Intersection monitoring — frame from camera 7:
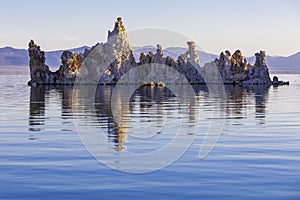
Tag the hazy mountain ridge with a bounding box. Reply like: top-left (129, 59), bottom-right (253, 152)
top-left (1, 46), bottom-right (299, 73)
top-left (0, 46), bottom-right (89, 68)
top-left (132, 46), bottom-right (218, 66)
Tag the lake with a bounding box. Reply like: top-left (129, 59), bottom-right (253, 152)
top-left (0, 74), bottom-right (299, 199)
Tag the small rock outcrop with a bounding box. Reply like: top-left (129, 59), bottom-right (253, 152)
top-left (28, 17), bottom-right (283, 87)
top-left (272, 75), bottom-right (289, 86)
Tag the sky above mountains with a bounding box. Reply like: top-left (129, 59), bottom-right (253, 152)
top-left (0, 0), bottom-right (299, 56)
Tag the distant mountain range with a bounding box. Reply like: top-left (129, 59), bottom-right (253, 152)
top-left (0, 46), bottom-right (89, 70)
top-left (1, 46), bottom-right (299, 73)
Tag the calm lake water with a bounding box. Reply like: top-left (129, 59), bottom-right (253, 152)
top-left (0, 74), bottom-right (300, 199)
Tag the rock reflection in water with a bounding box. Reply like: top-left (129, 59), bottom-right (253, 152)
top-left (95, 86), bottom-right (127, 151)
top-left (224, 85), bottom-right (269, 125)
top-left (28, 85), bottom-right (74, 133)
top-left (29, 86), bottom-right (46, 132)
top-left (244, 85), bottom-right (269, 125)
top-left (94, 85), bottom-right (193, 152)
top-left (28, 84), bottom-right (270, 150)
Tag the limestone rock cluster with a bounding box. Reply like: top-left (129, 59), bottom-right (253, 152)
top-left (28, 17), bottom-right (276, 87)
top-left (63, 17), bottom-right (203, 85)
top-left (212, 49), bottom-right (272, 85)
top-left (28, 40), bottom-right (86, 86)
top-left (134, 41), bottom-right (203, 84)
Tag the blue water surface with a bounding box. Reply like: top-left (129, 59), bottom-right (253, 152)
top-left (0, 75), bottom-right (299, 200)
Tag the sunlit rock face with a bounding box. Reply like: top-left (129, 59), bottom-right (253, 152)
top-left (69, 17), bottom-right (203, 85)
top-left (56, 51), bottom-right (85, 84)
top-left (28, 17), bottom-right (273, 86)
top-left (97, 17), bottom-right (137, 84)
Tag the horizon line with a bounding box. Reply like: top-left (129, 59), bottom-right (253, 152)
top-left (1, 44), bottom-right (299, 58)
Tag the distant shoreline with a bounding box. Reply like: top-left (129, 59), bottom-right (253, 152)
top-left (1, 66), bottom-right (300, 76)
top-left (0, 66), bottom-right (29, 75)
top-left (269, 70), bottom-right (300, 74)
top-left (0, 66), bottom-right (60, 75)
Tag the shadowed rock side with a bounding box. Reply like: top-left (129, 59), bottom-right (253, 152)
top-left (28, 17), bottom-right (287, 86)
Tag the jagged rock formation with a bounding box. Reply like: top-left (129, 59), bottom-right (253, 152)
top-left (98, 17), bottom-right (137, 84)
top-left (244, 51), bottom-right (272, 85)
top-left (75, 17), bottom-right (203, 85)
top-left (28, 40), bottom-right (53, 85)
top-left (212, 49), bottom-right (272, 85)
top-left (56, 50), bottom-right (85, 84)
top-left (28, 17), bottom-right (279, 87)
top-left (28, 40), bottom-right (85, 86)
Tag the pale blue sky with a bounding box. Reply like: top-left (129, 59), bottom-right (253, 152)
top-left (0, 0), bottom-right (299, 56)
